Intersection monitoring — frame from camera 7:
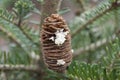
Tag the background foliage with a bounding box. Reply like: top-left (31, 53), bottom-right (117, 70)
top-left (0, 0), bottom-right (120, 80)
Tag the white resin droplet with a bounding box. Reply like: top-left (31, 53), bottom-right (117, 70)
top-left (71, 49), bottom-right (74, 53)
top-left (54, 29), bottom-right (69, 45)
top-left (49, 36), bottom-right (54, 41)
top-left (57, 59), bottom-right (66, 65)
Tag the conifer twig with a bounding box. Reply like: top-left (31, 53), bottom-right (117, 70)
top-left (0, 26), bottom-right (40, 62)
top-left (18, 26), bottom-right (39, 47)
top-left (73, 34), bottom-right (117, 57)
top-left (0, 64), bottom-right (40, 73)
top-left (0, 9), bottom-right (38, 47)
top-left (72, 2), bottom-right (120, 38)
top-left (0, 26), bottom-right (21, 47)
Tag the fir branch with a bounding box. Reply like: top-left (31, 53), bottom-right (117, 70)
top-left (0, 25), bottom-right (21, 47)
top-left (16, 15), bottom-right (39, 47)
top-left (0, 18), bottom-right (38, 53)
top-left (0, 9), bottom-right (14, 24)
top-left (0, 64), bottom-right (40, 73)
top-left (114, 2), bottom-right (120, 31)
top-left (0, 9), bottom-right (39, 47)
top-left (0, 26), bottom-right (40, 63)
top-left (72, 1), bottom-right (120, 38)
top-left (73, 34), bottom-right (117, 57)
top-left (18, 26), bottom-right (39, 47)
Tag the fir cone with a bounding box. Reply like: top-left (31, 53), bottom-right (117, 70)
top-left (41, 14), bottom-right (72, 73)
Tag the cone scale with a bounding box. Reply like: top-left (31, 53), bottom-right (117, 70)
top-left (41, 14), bottom-right (72, 73)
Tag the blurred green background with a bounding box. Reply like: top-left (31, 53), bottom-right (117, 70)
top-left (0, 0), bottom-right (120, 80)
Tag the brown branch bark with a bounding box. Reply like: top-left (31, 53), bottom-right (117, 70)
top-left (77, 0), bottom-right (85, 12)
top-left (40, 0), bottom-right (62, 24)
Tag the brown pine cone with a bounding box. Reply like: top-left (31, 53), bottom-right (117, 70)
top-left (41, 14), bottom-right (72, 73)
